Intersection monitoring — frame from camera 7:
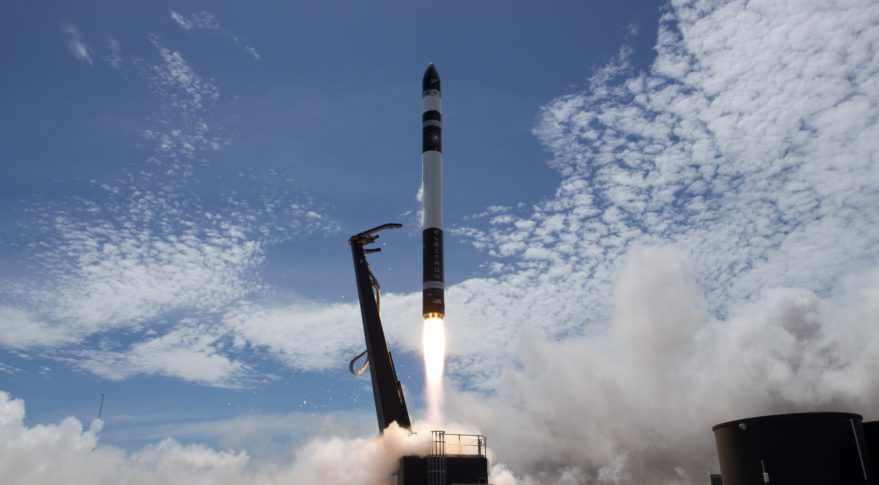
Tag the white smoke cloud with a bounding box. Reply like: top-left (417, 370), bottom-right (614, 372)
top-left (0, 391), bottom-right (435, 485)
top-left (446, 249), bottom-right (879, 483)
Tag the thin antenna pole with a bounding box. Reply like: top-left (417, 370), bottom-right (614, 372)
top-left (98, 393), bottom-right (105, 419)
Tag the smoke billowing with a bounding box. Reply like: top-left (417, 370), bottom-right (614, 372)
top-left (447, 248), bottom-right (879, 483)
top-left (0, 390), bottom-right (433, 485)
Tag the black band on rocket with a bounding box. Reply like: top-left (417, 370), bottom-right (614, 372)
top-left (422, 111), bottom-right (442, 122)
top-left (422, 125), bottom-right (442, 152)
top-left (422, 228), bottom-right (444, 316)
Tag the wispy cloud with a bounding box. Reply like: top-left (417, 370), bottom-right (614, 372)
top-left (169, 10), bottom-right (220, 32)
top-left (0, 306), bottom-right (75, 348)
top-left (0, 362), bottom-right (23, 375)
top-left (104, 37), bottom-right (122, 68)
top-left (61, 22), bottom-right (92, 65)
top-left (222, 290), bottom-right (421, 372)
top-left (0, 34), bottom-right (338, 387)
top-left (169, 10), bottom-right (261, 62)
top-left (169, 11), bottom-right (192, 31)
top-left (77, 325), bottom-right (251, 388)
top-left (244, 45), bottom-right (261, 61)
top-left (151, 40), bottom-right (220, 113)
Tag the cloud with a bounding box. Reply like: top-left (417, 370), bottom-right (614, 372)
top-left (0, 35), bottom-right (339, 389)
top-left (76, 325), bottom-right (251, 388)
top-left (0, 306), bottom-right (74, 348)
top-left (169, 11), bottom-right (220, 32)
top-left (244, 45), bottom-right (261, 61)
top-left (444, 0), bottom-right (879, 378)
top-left (0, 391), bottom-right (435, 485)
top-left (109, 408), bottom-right (378, 460)
top-left (32, 0), bottom-right (870, 401)
top-left (169, 10), bottom-right (260, 61)
top-left (104, 37), bottom-right (122, 68)
top-left (223, 290), bottom-right (422, 372)
top-left (169, 11), bottom-right (193, 31)
top-left (41, 213), bottom-right (262, 334)
top-left (61, 22), bottom-right (92, 65)
top-left (150, 40), bottom-right (220, 114)
top-left (0, 362), bottom-right (23, 375)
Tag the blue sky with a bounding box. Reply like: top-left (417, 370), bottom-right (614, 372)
top-left (2, 1), bottom-right (879, 484)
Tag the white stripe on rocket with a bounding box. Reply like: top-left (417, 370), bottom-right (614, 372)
top-left (422, 151), bottom-right (443, 230)
top-left (422, 94), bottom-right (442, 113)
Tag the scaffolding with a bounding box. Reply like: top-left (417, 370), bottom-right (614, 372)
top-left (427, 431), bottom-right (447, 485)
top-left (426, 430), bottom-right (489, 485)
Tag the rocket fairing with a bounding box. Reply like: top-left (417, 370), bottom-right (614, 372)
top-left (422, 64), bottom-right (445, 319)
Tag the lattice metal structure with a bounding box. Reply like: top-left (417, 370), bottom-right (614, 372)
top-left (427, 430), bottom-right (447, 485)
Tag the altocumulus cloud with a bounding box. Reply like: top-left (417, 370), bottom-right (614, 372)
top-left (1, 30), bottom-right (337, 387)
top-left (446, 0), bottom-right (879, 382)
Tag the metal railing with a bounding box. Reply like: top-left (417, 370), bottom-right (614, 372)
top-left (432, 431), bottom-right (488, 457)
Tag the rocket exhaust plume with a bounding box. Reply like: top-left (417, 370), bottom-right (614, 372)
top-left (422, 316), bottom-right (445, 424)
top-left (421, 63), bottom-right (446, 424)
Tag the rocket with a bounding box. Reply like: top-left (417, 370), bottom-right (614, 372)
top-left (422, 64), bottom-right (444, 319)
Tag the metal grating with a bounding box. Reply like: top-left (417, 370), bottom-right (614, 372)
top-left (427, 430), bottom-right (447, 485)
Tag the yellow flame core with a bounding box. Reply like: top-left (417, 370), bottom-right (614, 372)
top-left (422, 317), bottom-right (445, 425)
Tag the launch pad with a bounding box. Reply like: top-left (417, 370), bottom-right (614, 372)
top-left (397, 431), bottom-right (489, 485)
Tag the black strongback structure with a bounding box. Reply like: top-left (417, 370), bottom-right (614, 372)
top-left (349, 224), bottom-right (411, 432)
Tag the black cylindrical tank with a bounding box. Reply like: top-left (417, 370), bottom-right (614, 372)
top-left (865, 421), bottom-right (879, 477)
top-left (713, 412), bottom-right (875, 485)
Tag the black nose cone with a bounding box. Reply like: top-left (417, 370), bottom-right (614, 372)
top-left (423, 63), bottom-right (440, 93)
